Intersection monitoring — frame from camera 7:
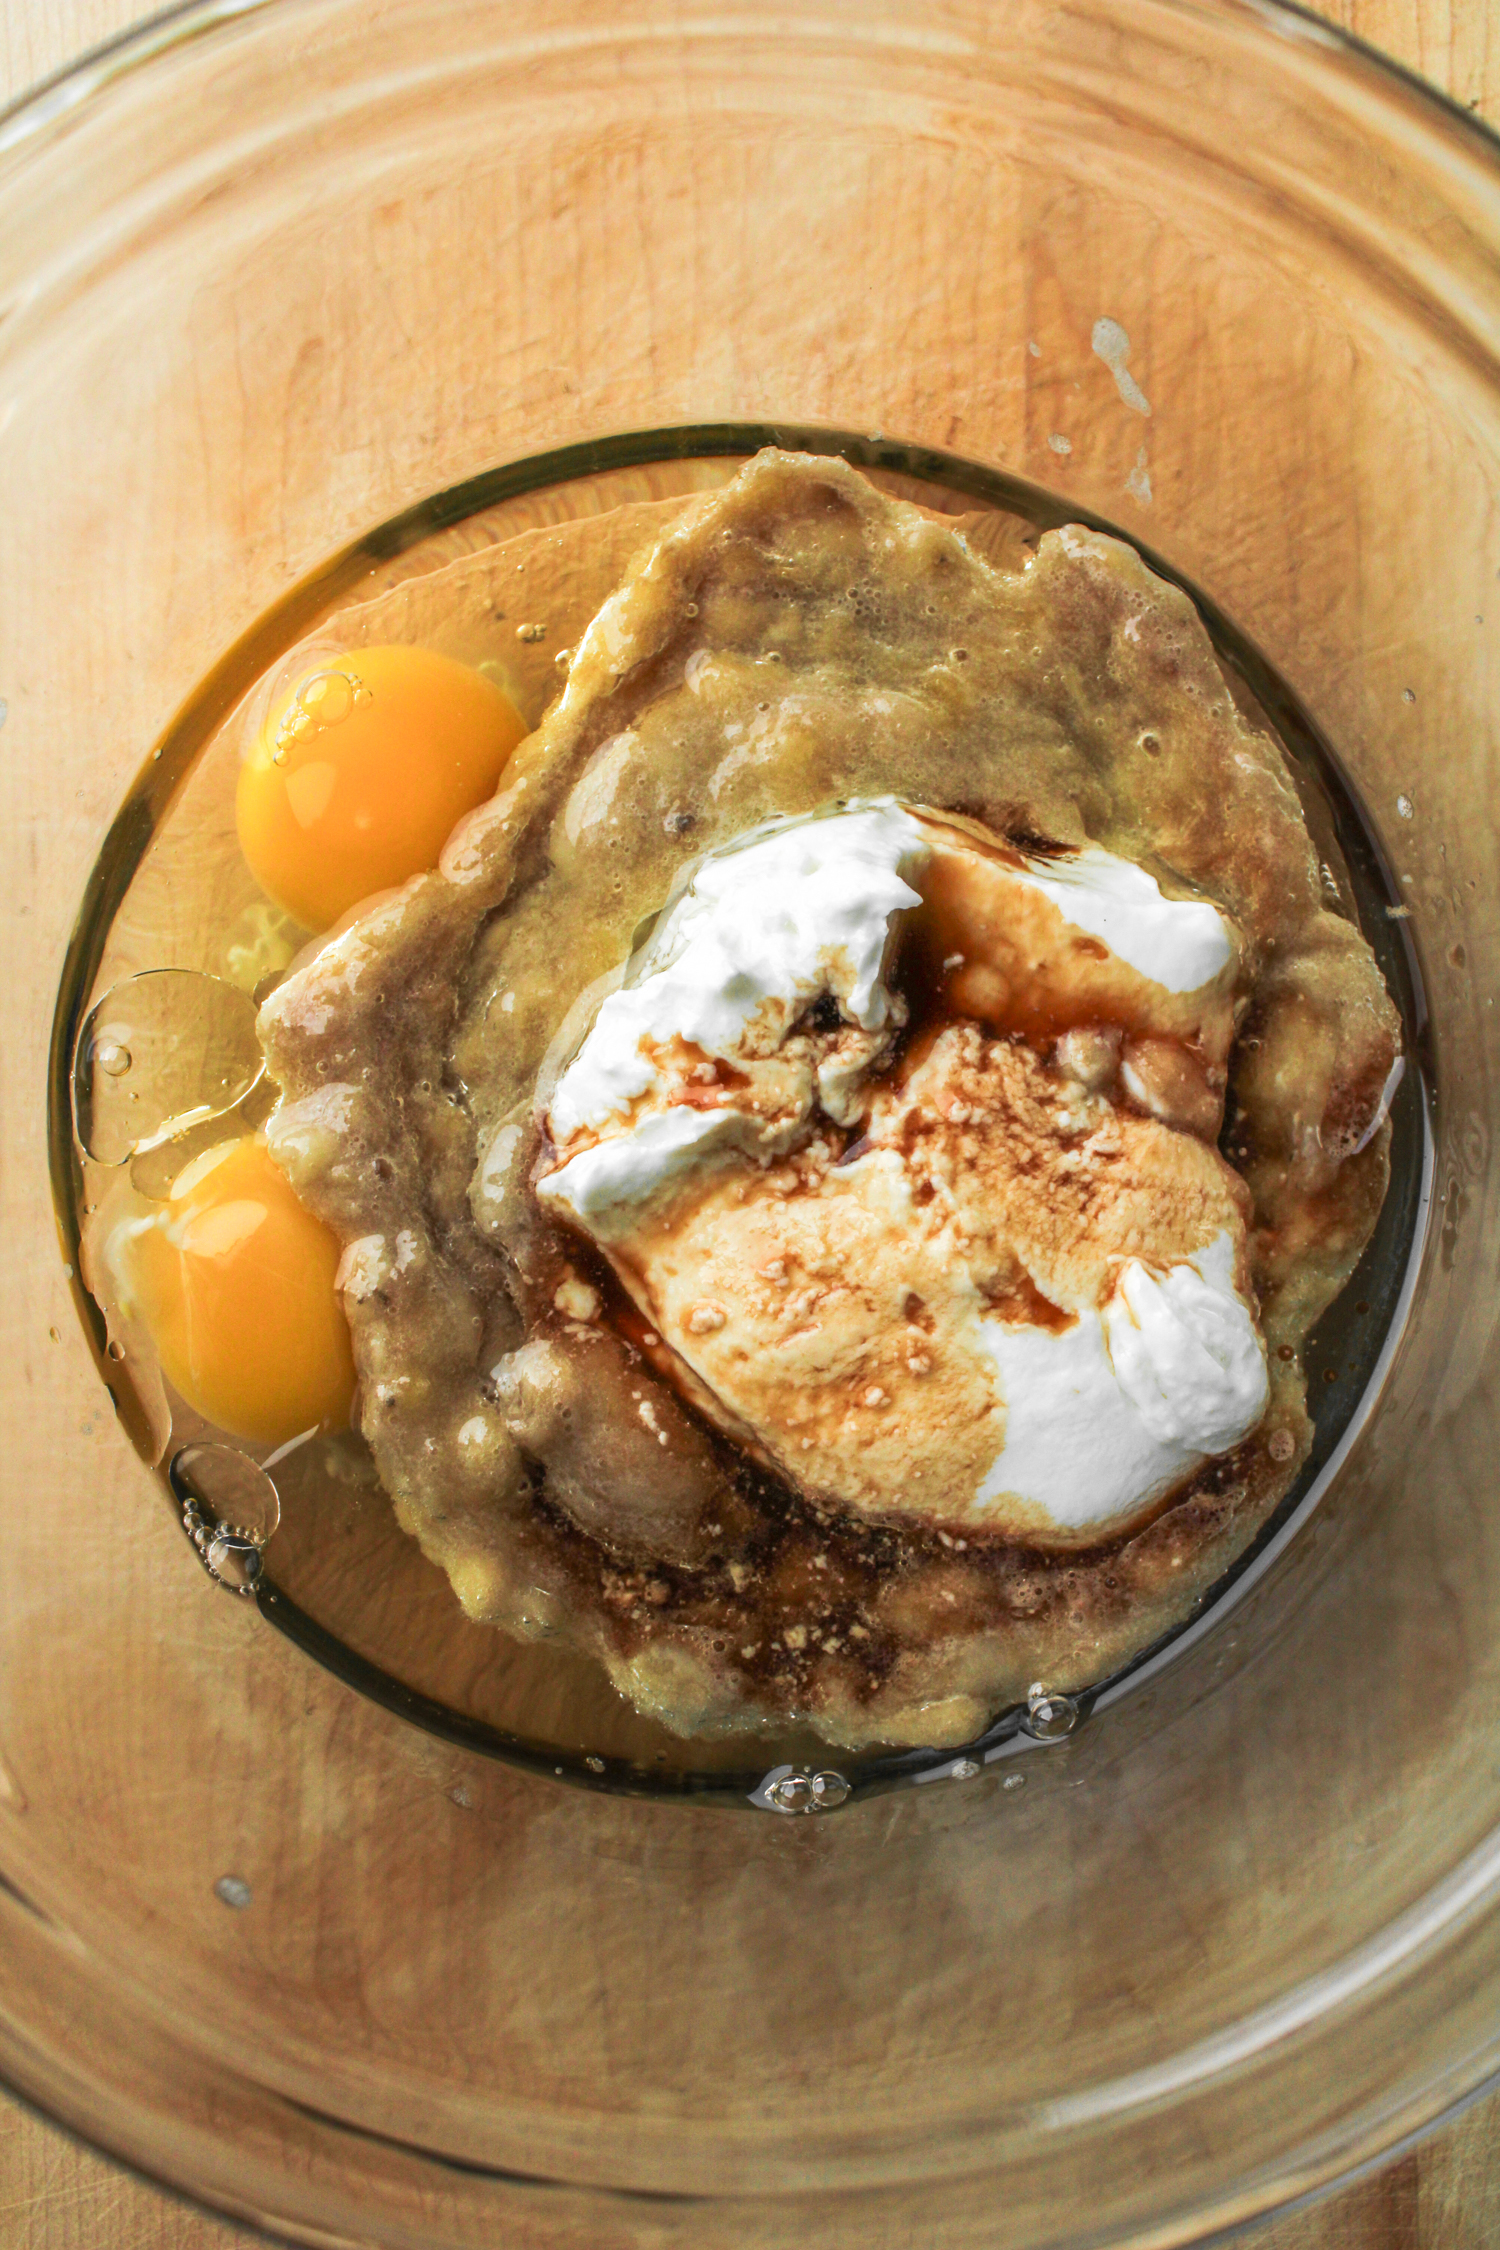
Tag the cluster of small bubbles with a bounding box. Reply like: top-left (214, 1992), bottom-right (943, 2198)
top-left (273, 668), bottom-right (369, 763)
top-left (585, 1755), bottom-right (605, 1774)
top-left (1002, 1772), bottom-right (1027, 1793)
top-left (761, 1766), bottom-right (850, 1814)
top-left (1396, 794), bottom-right (1415, 821)
top-left (950, 1757), bottom-right (980, 1781)
top-left (172, 1444), bottom-right (280, 1597)
top-left (214, 1874), bottom-right (253, 1910)
top-left (1022, 1682), bottom-right (1080, 1743)
top-left (204, 1531), bottom-right (263, 1593)
top-left (1268, 1427), bottom-right (1296, 1462)
top-left (515, 622), bottom-right (547, 644)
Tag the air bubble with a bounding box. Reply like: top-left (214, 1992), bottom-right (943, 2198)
top-left (172, 1439), bottom-right (281, 1539)
top-left (73, 970), bottom-right (263, 1167)
top-left (757, 1765), bottom-right (850, 1814)
top-left (170, 1443), bottom-right (280, 1597)
top-left (297, 669), bottom-right (356, 727)
top-left (1022, 1683), bottom-right (1080, 1742)
top-left (1396, 794), bottom-right (1414, 821)
top-left (205, 1533), bottom-right (264, 1593)
top-left (273, 666), bottom-right (366, 759)
top-left (215, 1875), bottom-right (252, 1910)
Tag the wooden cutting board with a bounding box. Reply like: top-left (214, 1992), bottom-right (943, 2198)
top-left (1, 3), bottom-right (1497, 2245)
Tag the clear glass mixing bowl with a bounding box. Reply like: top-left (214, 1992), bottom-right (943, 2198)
top-left (1, 2), bottom-right (1497, 2243)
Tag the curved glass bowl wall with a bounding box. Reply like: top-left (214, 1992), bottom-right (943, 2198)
top-left (1, 4), bottom-right (1498, 2246)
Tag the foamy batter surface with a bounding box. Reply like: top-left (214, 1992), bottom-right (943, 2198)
top-left (257, 453), bottom-right (1399, 1750)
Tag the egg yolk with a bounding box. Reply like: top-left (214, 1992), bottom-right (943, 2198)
top-left (116, 1137), bottom-right (355, 1449)
top-left (236, 643), bottom-right (527, 932)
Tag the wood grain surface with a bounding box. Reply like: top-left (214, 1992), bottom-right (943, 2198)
top-left (1, 2), bottom-right (1498, 2246)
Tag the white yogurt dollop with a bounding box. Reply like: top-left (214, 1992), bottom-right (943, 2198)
top-left (1009, 846), bottom-right (1233, 994)
top-left (540, 800), bottom-right (1235, 1230)
top-left (538, 1105), bottom-right (772, 1233)
top-left (973, 1231), bottom-right (1268, 1530)
top-left (546, 801), bottom-right (929, 1144)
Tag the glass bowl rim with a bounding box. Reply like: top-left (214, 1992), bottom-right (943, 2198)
top-left (3, 0), bottom-right (1500, 176)
top-left (3, 3), bottom-right (1500, 2248)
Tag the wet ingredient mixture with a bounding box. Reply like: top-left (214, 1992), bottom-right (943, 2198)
top-left (92, 451), bottom-right (1401, 1751)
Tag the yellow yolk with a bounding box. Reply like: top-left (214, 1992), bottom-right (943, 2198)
top-left (236, 643), bottom-right (527, 932)
top-left (115, 1137), bottom-right (355, 1449)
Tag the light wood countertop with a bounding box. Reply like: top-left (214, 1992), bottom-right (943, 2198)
top-left (2, 2), bottom-right (1497, 2244)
